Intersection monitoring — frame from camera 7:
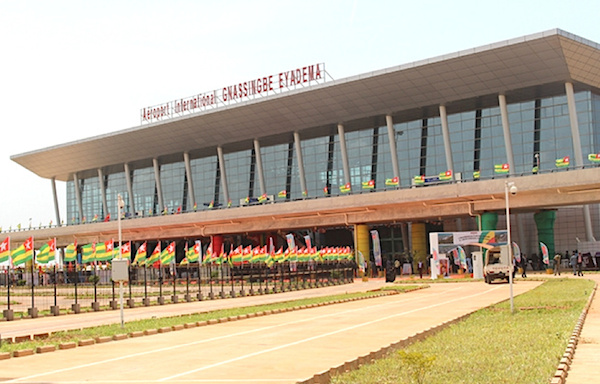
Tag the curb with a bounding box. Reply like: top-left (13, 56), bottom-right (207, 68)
top-left (0, 289), bottom-right (402, 360)
top-left (297, 309), bottom-right (477, 384)
top-left (549, 281), bottom-right (597, 384)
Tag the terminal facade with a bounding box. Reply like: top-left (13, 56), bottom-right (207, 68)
top-left (10, 29), bottom-right (600, 265)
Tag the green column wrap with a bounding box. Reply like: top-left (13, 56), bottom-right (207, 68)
top-left (479, 212), bottom-right (498, 230)
top-left (534, 210), bottom-right (556, 264)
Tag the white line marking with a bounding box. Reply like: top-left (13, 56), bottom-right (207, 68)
top-left (4, 284), bottom-right (500, 383)
top-left (159, 286), bottom-right (501, 381)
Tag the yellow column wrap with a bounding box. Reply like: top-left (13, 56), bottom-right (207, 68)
top-left (411, 222), bottom-right (428, 262)
top-left (355, 224), bottom-right (370, 277)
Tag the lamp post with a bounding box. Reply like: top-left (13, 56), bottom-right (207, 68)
top-left (505, 181), bottom-right (517, 314)
top-left (117, 194), bottom-right (125, 327)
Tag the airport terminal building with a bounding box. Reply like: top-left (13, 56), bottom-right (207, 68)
top-left (10, 29), bottom-right (600, 264)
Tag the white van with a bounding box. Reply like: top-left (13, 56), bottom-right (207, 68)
top-left (483, 245), bottom-right (512, 284)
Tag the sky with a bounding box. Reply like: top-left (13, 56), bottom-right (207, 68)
top-left (1, 0), bottom-right (600, 230)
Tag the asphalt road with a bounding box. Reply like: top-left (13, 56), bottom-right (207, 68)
top-left (0, 280), bottom-right (540, 384)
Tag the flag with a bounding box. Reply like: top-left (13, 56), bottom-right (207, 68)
top-left (161, 241), bottom-right (176, 265)
top-left (361, 179), bottom-right (375, 189)
top-left (11, 236), bottom-right (34, 266)
top-left (278, 190), bottom-right (287, 198)
top-left (95, 240), bottom-right (114, 262)
top-left (193, 202), bottom-right (197, 211)
top-left (132, 241), bottom-right (147, 266)
top-left (258, 193), bottom-right (268, 202)
top-left (81, 243), bottom-right (96, 264)
top-left (202, 243), bottom-right (214, 264)
top-left (494, 163), bottom-right (509, 174)
top-left (323, 186), bottom-right (329, 195)
top-left (104, 214), bottom-right (111, 222)
top-left (186, 241), bottom-right (200, 263)
top-left (385, 176), bottom-right (399, 186)
top-left (64, 242), bottom-right (77, 262)
top-left (473, 170), bottom-right (481, 179)
top-left (439, 170), bottom-right (452, 181)
top-left (37, 239), bottom-right (56, 264)
top-left (339, 183), bottom-right (351, 193)
top-left (512, 242), bottom-right (521, 263)
top-left (120, 241), bottom-right (131, 259)
top-left (588, 153), bottom-right (600, 163)
top-left (146, 242), bottom-right (161, 267)
top-left (208, 200), bottom-right (214, 209)
top-left (540, 242), bottom-right (549, 265)
top-left (413, 175), bottom-right (424, 185)
top-left (555, 156), bottom-right (570, 168)
top-left (0, 237), bottom-right (9, 263)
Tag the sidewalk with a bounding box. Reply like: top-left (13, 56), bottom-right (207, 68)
top-left (1, 278), bottom-right (388, 341)
top-left (564, 273), bottom-right (600, 383)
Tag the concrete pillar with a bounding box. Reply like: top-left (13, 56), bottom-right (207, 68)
top-left (498, 94), bottom-right (515, 175)
top-left (438, 105), bottom-right (455, 178)
top-left (385, 115), bottom-right (400, 182)
top-left (124, 163), bottom-right (135, 215)
top-left (253, 139), bottom-right (266, 196)
top-left (337, 124), bottom-right (351, 186)
top-left (294, 132), bottom-right (308, 197)
top-left (217, 146), bottom-right (230, 206)
top-left (152, 158), bottom-right (164, 213)
top-left (355, 224), bottom-right (370, 277)
top-left (211, 235), bottom-right (223, 257)
top-left (183, 152), bottom-right (196, 210)
top-left (565, 82), bottom-right (596, 242)
top-left (51, 177), bottom-right (61, 226)
top-left (410, 222), bottom-right (427, 263)
top-left (73, 172), bottom-right (83, 224)
top-left (97, 168), bottom-right (108, 218)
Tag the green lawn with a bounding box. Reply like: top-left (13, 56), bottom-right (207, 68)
top-left (331, 278), bottom-right (593, 384)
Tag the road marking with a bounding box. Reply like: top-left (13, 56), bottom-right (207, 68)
top-left (159, 286), bottom-right (501, 382)
top-left (4, 284), bottom-right (500, 383)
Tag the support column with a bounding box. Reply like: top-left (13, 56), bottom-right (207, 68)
top-left (385, 115), bottom-right (401, 183)
top-left (152, 158), bottom-right (164, 213)
top-left (124, 163), bottom-right (135, 216)
top-left (73, 173), bottom-right (84, 224)
top-left (498, 94), bottom-right (515, 175)
top-left (253, 139), bottom-right (266, 196)
top-left (410, 222), bottom-right (428, 265)
top-left (566, 82), bottom-right (596, 242)
top-left (51, 177), bottom-right (61, 226)
top-left (354, 224), bottom-right (370, 278)
top-left (337, 124), bottom-right (351, 186)
top-left (439, 106), bottom-right (455, 178)
top-left (183, 152), bottom-right (196, 210)
top-left (97, 169), bottom-right (108, 219)
top-left (294, 132), bottom-right (308, 197)
top-left (217, 146), bottom-right (230, 206)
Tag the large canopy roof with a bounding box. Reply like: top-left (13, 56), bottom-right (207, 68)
top-left (12, 29), bottom-right (600, 182)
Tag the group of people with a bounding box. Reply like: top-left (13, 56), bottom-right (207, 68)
top-left (552, 250), bottom-right (584, 276)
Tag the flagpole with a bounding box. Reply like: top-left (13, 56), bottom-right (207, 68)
top-left (30, 237), bottom-right (35, 317)
top-left (117, 194), bottom-right (125, 328)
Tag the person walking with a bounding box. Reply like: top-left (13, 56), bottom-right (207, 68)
top-left (521, 255), bottom-right (528, 278)
top-left (570, 251), bottom-right (578, 275)
top-left (576, 250), bottom-right (584, 276)
top-left (417, 260), bottom-right (424, 279)
top-left (553, 253), bottom-right (561, 276)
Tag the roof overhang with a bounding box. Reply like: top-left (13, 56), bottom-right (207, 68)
top-left (11, 29), bottom-right (600, 182)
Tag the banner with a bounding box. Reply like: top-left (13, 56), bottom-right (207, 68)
top-left (370, 230), bottom-right (382, 267)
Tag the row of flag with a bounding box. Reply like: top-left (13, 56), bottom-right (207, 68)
top-left (0, 236), bottom-right (353, 269)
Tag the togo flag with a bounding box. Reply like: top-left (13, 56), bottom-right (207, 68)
top-left (11, 236), bottom-right (34, 266)
top-left (161, 241), bottom-right (176, 265)
top-left (37, 239), bottom-right (56, 264)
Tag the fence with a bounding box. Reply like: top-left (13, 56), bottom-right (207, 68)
top-left (1, 260), bottom-right (355, 321)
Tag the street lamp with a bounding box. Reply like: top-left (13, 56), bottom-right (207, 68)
top-left (117, 194), bottom-right (125, 327)
top-left (505, 181), bottom-right (517, 314)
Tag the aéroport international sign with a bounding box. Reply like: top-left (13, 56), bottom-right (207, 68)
top-left (141, 63), bottom-right (328, 124)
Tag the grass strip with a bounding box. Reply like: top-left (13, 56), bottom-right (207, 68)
top-left (331, 278), bottom-right (593, 384)
top-left (0, 285), bottom-right (421, 354)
